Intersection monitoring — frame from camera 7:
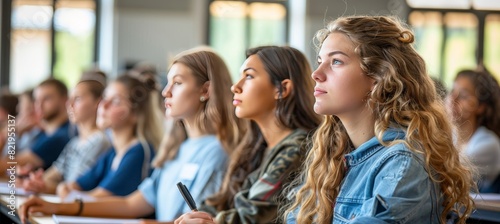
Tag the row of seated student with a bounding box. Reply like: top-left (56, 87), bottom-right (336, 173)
top-left (1, 15), bottom-right (496, 224)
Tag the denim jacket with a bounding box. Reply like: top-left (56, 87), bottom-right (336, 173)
top-left (287, 129), bottom-right (443, 224)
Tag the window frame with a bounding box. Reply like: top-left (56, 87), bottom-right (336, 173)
top-left (0, 0), bottom-right (100, 89)
top-left (408, 6), bottom-right (500, 79)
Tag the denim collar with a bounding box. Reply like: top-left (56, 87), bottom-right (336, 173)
top-left (344, 128), bottom-right (406, 167)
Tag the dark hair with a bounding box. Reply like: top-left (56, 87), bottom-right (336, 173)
top-left (431, 77), bottom-right (447, 101)
top-left (0, 94), bottom-right (19, 116)
top-left (246, 46), bottom-right (320, 130)
top-left (456, 69), bottom-right (500, 137)
top-left (38, 78), bottom-right (68, 97)
top-left (205, 46), bottom-right (321, 210)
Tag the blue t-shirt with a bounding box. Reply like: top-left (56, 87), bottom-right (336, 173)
top-left (76, 141), bottom-right (155, 196)
top-left (138, 135), bottom-right (228, 221)
top-left (31, 120), bottom-right (75, 169)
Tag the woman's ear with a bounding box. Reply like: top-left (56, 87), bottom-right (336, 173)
top-left (275, 79), bottom-right (293, 100)
top-left (201, 81), bottom-right (211, 100)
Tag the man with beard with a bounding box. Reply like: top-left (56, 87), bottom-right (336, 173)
top-left (0, 79), bottom-right (74, 176)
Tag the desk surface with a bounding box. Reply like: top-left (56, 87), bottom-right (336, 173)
top-left (30, 216), bottom-right (53, 224)
top-left (0, 186), bottom-right (60, 224)
top-left (471, 194), bottom-right (500, 223)
top-left (1, 190), bottom-right (499, 223)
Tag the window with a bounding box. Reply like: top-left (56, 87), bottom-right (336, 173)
top-left (10, 0), bottom-right (53, 92)
top-left (407, 0), bottom-right (500, 85)
top-left (442, 13), bottom-right (477, 85)
top-left (209, 0), bottom-right (287, 81)
top-left (484, 14), bottom-right (500, 80)
top-left (53, 0), bottom-right (96, 89)
top-left (6, 0), bottom-right (97, 93)
top-left (409, 11), bottom-right (443, 79)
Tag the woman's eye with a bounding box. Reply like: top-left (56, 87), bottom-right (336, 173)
top-left (332, 59), bottom-right (343, 65)
top-left (245, 74), bottom-right (253, 79)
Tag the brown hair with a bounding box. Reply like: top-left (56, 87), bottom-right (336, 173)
top-left (0, 94), bottom-right (19, 116)
top-left (79, 70), bottom-right (107, 100)
top-left (38, 78), bottom-right (68, 97)
top-left (205, 46), bottom-right (321, 211)
top-left (285, 16), bottom-right (474, 223)
top-left (115, 74), bottom-right (163, 151)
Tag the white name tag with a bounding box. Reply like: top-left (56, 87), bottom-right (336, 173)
top-left (179, 163), bottom-right (199, 181)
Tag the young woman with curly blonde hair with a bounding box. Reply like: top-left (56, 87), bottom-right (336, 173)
top-left (285, 15), bottom-right (475, 223)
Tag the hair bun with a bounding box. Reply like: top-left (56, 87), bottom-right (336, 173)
top-left (398, 30), bottom-right (414, 44)
top-left (142, 76), bottom-right (159, 91)
top-left (127, 70), bottom-right (159, 92)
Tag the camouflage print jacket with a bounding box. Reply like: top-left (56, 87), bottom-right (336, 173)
top-left (200, 129), bottom-right (308, 224)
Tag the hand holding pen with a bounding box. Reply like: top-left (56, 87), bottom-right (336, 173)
top-left (175, 182), bottom-right (215, 224)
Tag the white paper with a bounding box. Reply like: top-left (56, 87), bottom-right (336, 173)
top-left (53, 215), bottom-right (141, 224)
top-left (0, 182), bottom-right (33, 196)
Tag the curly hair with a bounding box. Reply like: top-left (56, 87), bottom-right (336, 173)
top-left (284, 16), bottom-right (475, 223)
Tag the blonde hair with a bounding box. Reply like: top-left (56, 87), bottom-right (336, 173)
top-left (285, 16), bottom-right (475, 223)
top-left (152, 48), bottom-right (248, 168)
top-left (115, 74), bottom-right (164, 151)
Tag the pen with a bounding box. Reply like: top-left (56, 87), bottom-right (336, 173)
top-left (177, 182), bottom-right (198, 211)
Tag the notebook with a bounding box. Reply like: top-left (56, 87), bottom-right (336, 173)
top-left (52, 215), bottom-right (141, 224)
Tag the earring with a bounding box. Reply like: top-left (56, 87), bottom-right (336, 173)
top-left (200, 96), bottom-right (206, 102)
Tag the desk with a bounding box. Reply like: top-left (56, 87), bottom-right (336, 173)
top-left (470, 194), bottom-right (500, 224)
top-left (29, 216), bottom-right (53, 224)
top-left (0, 192), bottom-right (59, 224)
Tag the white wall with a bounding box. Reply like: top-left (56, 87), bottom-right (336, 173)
top-left (106, 0), bottom-right (410, 78)
top-left (113, 0), bottom-right (206, 78)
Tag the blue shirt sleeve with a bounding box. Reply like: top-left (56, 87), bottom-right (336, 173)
top-left (76, 150), bottom-right (112, 191)
top-left (32, 135), bottom-right (71, 169)
top-left (31, 122), bottom-right (73, 169)
top-left (98, 144), bottom-right (153, 196)
top-left (138, 168), bottom-right (161, 208)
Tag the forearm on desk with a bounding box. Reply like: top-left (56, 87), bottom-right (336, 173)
top-left (70, 191), bottom-right (154, 218)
